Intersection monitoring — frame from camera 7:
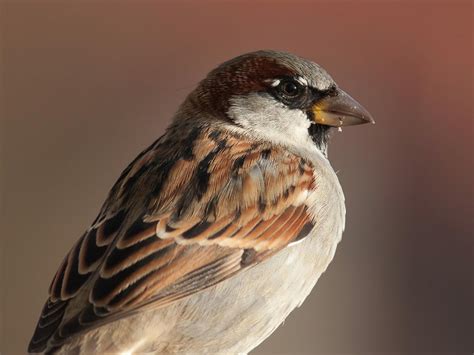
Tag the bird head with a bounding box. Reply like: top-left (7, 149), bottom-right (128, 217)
top-left (181, 50), bottom-right (374, 155)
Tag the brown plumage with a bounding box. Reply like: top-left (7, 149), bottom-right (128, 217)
top-left (29, 50), bottom-right (373, 354)
top-left (30, 128), bottom-right (314, 352)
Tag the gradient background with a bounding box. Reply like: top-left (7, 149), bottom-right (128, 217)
top-left (1, 1), bottom-right (472, 354)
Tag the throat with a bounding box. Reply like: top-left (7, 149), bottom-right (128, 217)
top-left (308, 124), bottom-right (330, 156)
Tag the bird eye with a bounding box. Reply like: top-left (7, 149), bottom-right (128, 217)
top-left (278, 79), bottom-right (302, 98)
top-left (268, 77), bottom-right (309, 108)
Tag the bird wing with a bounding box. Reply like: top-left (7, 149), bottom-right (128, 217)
top-left (28, 127), bottom-right (315, 353)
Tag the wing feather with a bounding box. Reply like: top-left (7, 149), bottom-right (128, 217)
top-left (28, 127), bottom-right (316, 353)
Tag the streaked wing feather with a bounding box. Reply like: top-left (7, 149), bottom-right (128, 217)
top-left (28, 127), bottom-right (316, 353)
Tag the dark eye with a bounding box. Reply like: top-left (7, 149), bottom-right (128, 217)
top-left (278, 79), bottom-right (302, 98)
top-left (268, 77), bottom-right (310, 108)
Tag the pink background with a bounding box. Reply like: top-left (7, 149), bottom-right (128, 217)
top-left (1, 1), bottom-right (472, 354)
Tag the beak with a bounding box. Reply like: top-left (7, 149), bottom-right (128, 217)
top-left (312, 88), bottom-right (375, 127)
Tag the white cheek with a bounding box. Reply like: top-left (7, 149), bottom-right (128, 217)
top-left (227, 93), bottom-right (314, 151)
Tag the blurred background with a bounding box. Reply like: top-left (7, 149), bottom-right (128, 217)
top-left (1, 1), bottom-right (472, 354)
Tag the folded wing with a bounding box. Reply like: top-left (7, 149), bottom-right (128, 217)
top-left (28, 127), bottom-right (315, 353)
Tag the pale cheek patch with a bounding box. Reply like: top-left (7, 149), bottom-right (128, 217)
top-left (227, 93), bottom-right (314, 152)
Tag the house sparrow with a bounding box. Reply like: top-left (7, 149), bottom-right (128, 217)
top-left (28, 50), bottom-right (374, 354)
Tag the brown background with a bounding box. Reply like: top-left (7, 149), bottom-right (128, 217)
top-left (1, 1), bottom-right (472, 354)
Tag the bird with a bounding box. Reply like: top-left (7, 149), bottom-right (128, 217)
top-left (28, 50), bottom-right (374, 354)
